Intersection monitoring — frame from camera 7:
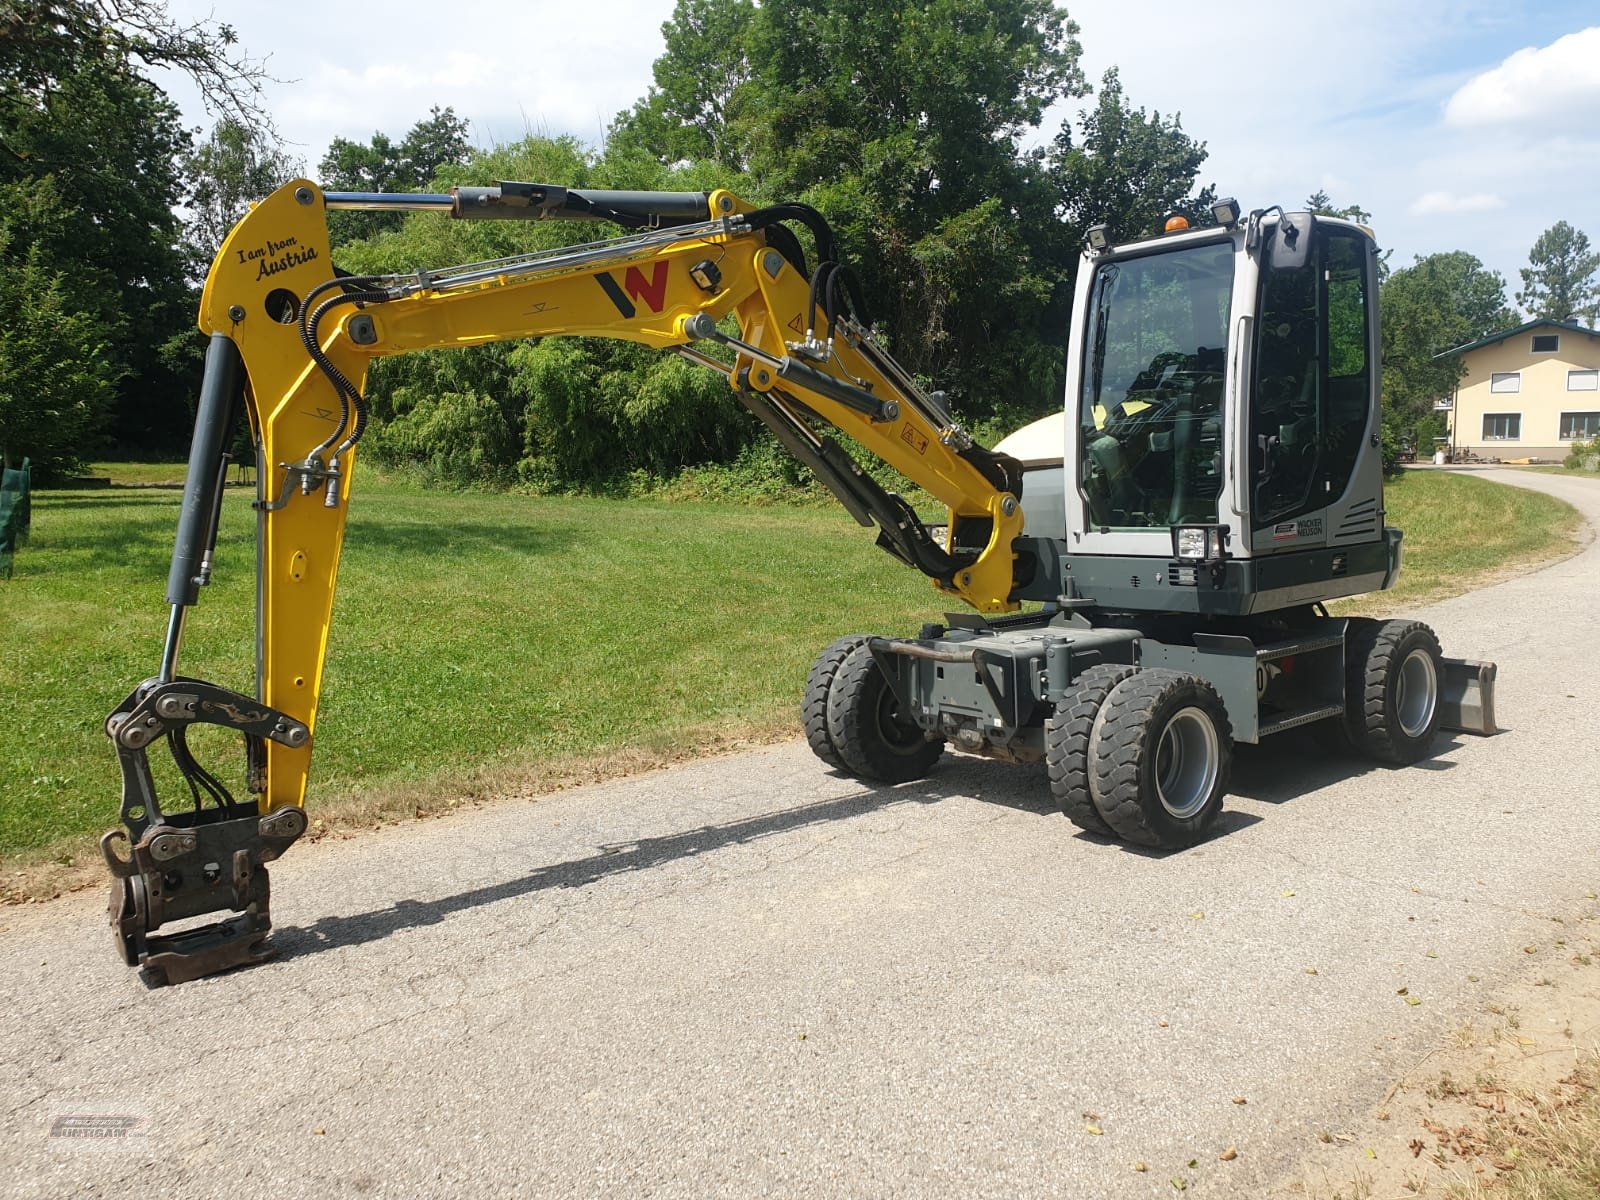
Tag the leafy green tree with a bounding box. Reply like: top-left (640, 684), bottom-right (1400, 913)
top-left (1053, 68), bottom-right (1213, 245)
top-left (1305, 190), bottom-right (1370, 223)
top-left (1, 0), bottom-right (272, 459)
top-left (1516, 220), bottom-right (1600, 323)
top-left (0, 228), bottom-right (120, 476)
top-left (319, 106), bottom-right (472, 246)
top-left (181, 117), bottom-right (303, 265)
top-left (1380, 251), bottom-right (1515, 449)
top-left (609, 0), bottom-right (756, 170)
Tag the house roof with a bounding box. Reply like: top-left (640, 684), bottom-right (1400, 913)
top-left (1437, 317), bottom-right (1600, 360)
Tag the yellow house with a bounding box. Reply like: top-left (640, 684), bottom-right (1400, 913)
top-left (1440, 318), bottom-right (1600, 460)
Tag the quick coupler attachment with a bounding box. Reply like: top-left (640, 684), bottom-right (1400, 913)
top-left (102, 678), bottom-right (311, 984)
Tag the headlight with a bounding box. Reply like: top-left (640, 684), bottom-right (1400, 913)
top-left (1171, 524), bottom-right (1229, 562)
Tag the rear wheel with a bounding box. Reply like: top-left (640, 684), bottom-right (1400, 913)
top-left (826, 643), bottom-right (943, 783)
top-left (802, 635), bottom-right (870, 770)
top-left (1343, 618), bottom-right (1442, 764)
top-left (1045, 663), bottom-right (1138, 835)
top-left (1090, 670), bottom-right (1232, 849)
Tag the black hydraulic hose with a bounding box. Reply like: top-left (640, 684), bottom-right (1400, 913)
top-left (300, 286), bottom-right (391, 459)
top-left (808, 260), bottom-right (835, 337)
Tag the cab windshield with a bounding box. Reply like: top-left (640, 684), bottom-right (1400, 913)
top-left (1079, 241), bottom-right (1234, 530)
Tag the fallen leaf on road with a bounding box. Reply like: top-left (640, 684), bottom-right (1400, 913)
top-left (1426, 950), bottom-right (1439, 959)
top-left (1219, 1147), bottom-right (1238, 1161)
top-left (1397, 986), bottom-right (1409, 995)
top-left (1232, 1096), bottom-right (1247, 1105)
top-left (1171, 1178), bottom-right (1188, 1191)
top-left (1365, 1148), bottom-right (1377, 1159)
top-left (1157, 1019), bottom-right (1169, 1028)
top-left (1188, 911), bottom-right (1204, 920)
top-left (1133, 1162), bottom-right (1147, 1173)
top-left (1517, 1037), bottom-right (1535, 1046)
top-left (1086, 1125), bottom-right (1103, 1136)
top-left (1304, 967), bottom-right (1319, 976)
top-left (313, 1127), bottom-right (325, 1136)
top-left (1524, 945), bottom-right (1538, 954)
top-left (1281, 890), bottom-right (1295, 897)
top-left (1187, 1159), bottom-right (1197, 1168)
top-left (1404, 996), bottom-right (1422, 1006)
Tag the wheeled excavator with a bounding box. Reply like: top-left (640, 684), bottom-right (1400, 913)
top-left (103, 182), bottom-right (1497, 984)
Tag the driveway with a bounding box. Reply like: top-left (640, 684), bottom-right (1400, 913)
top-left (2, 469), bottom-right (1596, 1199)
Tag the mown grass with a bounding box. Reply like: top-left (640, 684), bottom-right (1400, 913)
top-left (0, 465), bottom-right (1580, 879)
top-left (1338, 468), bottom-right (1583, 613)
top-left (1, 470), bottom-right (937, 866)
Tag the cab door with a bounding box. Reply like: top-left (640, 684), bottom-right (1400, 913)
top-left (1248, 219), bottom-right (1381, 554)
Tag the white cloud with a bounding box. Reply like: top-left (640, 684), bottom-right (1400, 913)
top-left (1408, 191), bottom-right (1508, 216)
top-left (1444, 26), bottom-right (1600, 127)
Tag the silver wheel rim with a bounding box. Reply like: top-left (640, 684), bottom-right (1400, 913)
top-left (1395, 648), bottom-right (1438, 739)
top-left (1155, 706), bottom-right (1220, 819)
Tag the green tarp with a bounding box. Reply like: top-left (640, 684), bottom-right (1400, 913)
top-left (1, 458), bottom-right (31, 578)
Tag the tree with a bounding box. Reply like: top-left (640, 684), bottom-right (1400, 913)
top-left (181, 118), bottom-right (303, 264)
top-left (1305, 190), bottom-right (1371, 224)
top-left (1052, 68), bottom-right (1213, 246)
top-left (318, 106), bottom-right (472, 246)
top-left (0, 229), bottom-right (120, 476)
top-left (1517, 220), bottom-right (1600, 323)
top-left (1, 0), bottom-right (274, 461)
top-left (609, 0), bottom-right (757, 170)
top-left (614, 0), bottom-right (1087, 423)
top-left (1380, 251), bottom-right (1515, 448)
top-left (0, 0), bottom-right (271, 128)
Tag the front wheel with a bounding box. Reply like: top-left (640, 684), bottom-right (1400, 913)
top-left (825, 643), bottom-right (944, 783)
top-left (1089, 670), bottom-right (1232, 849)
top-left (1343, 618), bottom-right (1443, 764)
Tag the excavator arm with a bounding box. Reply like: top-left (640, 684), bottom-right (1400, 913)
top-left (103, 179), bottom-right (1025, 983)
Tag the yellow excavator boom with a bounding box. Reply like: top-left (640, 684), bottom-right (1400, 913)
top-left (103, 179), bottom-right (1025, 983)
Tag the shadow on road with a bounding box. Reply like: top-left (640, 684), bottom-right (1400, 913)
top-left (274, 758), bottom-right (1053, 961)
top-left (272, 732), bottom-right (1469, 961)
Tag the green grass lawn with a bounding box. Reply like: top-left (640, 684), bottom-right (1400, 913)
top-left (0, 466), bottom-right (1580, 868)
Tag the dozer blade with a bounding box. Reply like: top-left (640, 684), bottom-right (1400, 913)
top-left (1439, 657), bottom-right (1497, 737)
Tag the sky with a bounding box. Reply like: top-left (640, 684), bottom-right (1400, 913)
top-left (155, 1), bottom-right (1600, 308)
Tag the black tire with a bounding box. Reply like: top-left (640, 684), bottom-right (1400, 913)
top-left (1343, 618), bottom-right (1443, 764)
top-left (825, 642), bottom-right (944, 783)
top-left (803, 635), bottom-right (870, 770)
top-left (1045, 663), bottom-right (1139, 834)
top-left (1089, 669), bottom-right (1233, 849)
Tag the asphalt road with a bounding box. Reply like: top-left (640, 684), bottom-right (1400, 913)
top-left (3, 469), bottom-right (1597, 1200)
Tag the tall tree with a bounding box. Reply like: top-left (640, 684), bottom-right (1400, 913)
top-left (0, 228), bottom-right (120, 475)
top-left (1517, 220), bottom-right (1600, 323)
top-left (609, 0), bottom-right (757, 170)
top-left (1, 0), bottom-right (272, 461)
top-left (1052, 68), bottom-right (1212, 245)
top-left (181, 118), bottom-right (303, 265)
top-left (1380, 251), bottom-right (1515, 447)
top-left (616, 0), bottom-right (1086, 422)
top-left (1305, 189), bottom-right (1371, 223)
top-left (319, 106), bottom-right (472, 246)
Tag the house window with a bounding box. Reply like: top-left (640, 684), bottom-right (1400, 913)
top-left (1490, 372), bottom-right (1521, 393)
top-left (1569, 369), bottom-right (1599, 391)
top-left (1482, 413), bottom-right (1521, 440)
top-left (1560, 412), bottom-right (1600, 440)
top-left (1531, 334), bottom-right (1560, 353)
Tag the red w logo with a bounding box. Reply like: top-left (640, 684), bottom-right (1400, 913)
top-left (595, 261), bottom-right (670, 318)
